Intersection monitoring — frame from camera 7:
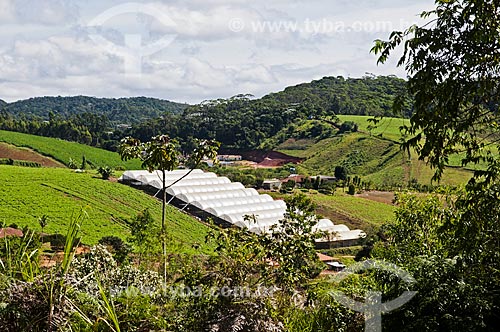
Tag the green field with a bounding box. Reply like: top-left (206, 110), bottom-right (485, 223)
top-left (268, 190), bottom-right (395, 231)
top-left (337, 115), bottom-right (411, 142)
top-left (312, 191), bottom-right (395, 226)
top-left (0, 130), bottom-right (141, 169)
top-left (0, 166), bottom-right (212, 253)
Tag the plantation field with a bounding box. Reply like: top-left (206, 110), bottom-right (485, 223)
top-left (0, 166), bottom-right (212, 253)
top-left (0, 130), bottom-right (141, 169)
top-left (338, 115), bottom-right (493, 172)
top-left (313, 191), bottom-right (395, 229)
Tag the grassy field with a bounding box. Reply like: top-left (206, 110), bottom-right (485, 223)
top-left (337, 115), bottom-right (410, 142)
top-left (0, 130), bottom-right (141, 169)
top-left (313, 191), bottom-right (395, 229)
top-left (268, 190), bottom-right (395, 231)
top-left (0, 165), bottom-right (212, 253)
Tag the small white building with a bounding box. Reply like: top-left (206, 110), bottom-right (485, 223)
top-left (262, 179), bottom-right (282, 191)
top-left (217, 155), bottom-right (243, 162)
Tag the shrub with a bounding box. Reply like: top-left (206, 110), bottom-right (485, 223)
top-left (68, 158), bottom-right (78, 169)
top-left (348, 184), bottom-right (356, 195)
top-left (338, 121), bottom-right (358, 133)
top-left (98, 236), bottom-right (131, 264)
top-left (97, 166), bottom-right (114, 180)
top-left (334, 166), bottom-right (348, 181)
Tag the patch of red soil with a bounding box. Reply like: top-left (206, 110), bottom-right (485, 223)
top-left (219, 149), bottom-right (303, 166)
top-left (257, 157), bottom-right (290, 167)
top-left (0, 227), bottom-right (23, 238)
top-left (39, 246), bottom-right (90, 268)
top-left (0, 143), bottom-right (64, 167)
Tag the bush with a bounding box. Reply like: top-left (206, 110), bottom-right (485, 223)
top-left (0, 158), bottom-right (13, 165)
top-left (334, 166), bottom-right (348, 181)
top-left (338, 121), bottom-right (358, 133)
top-left (97, 166), bottom-right (114, 180)
top-left (348, 184), bottom-right (355, 195)
top-left (68, 158), bottom-right (78, 169)
top-left (98, 236), bottom-right (131, 264)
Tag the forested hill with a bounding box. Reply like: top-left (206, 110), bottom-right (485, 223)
top-left (0, 96), bottom-right (188, 124)
top-left (0, 75), bottom-right (410, 150)
top-left (0, 99), bottom-right (6, 107)
top-left (263, 75), bottom-right (411, 117)
top-left (132, 75), bottom-right (411, 149)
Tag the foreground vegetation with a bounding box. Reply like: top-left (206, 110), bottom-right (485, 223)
top-left (1, 185), bottom-right (498, 331)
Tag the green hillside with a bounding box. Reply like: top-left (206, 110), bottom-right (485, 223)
top-left (337, 115), bottom-right (491, 172)
top-left (337, 115), bottom-right (410, 142)
top-left (276, 116), bottom-right (474, 186)
top-left (0, 130), bottom-right (141, 169)
top-left (264, 75), bottom-right (411, 117)
top-left (0, 166), bottom-right (212, 253)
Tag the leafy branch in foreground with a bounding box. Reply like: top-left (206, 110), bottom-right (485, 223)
top-left (372, 0), bottom-right (500, 183)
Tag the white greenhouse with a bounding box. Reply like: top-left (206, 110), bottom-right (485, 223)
top-left (176, 188), bottom-right (259, 204)
top-left (119, 169), bottom-right (365, 244)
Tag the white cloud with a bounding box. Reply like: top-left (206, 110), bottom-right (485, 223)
top-left (0, 0), bottom-right (15, 23)
top-left (14, 0), bottom-right (79, 25)
top-left (0, 0), bottom-right (435, 103)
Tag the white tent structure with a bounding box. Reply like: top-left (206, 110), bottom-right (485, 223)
top-left (191, 194), bottom-right (273, 210)
top-left (119, 169), bottom-right (365, 243)
top-left (165, 182), bottom-right (245, 196)
top-left (176, 188), bottom-right (259, 204)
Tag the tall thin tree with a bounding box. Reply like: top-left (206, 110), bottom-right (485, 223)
top-left (119, 135), bottom-right (219, 280)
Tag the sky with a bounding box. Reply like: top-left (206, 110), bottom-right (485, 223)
top-left (0, 0), bottom-right (435, 104)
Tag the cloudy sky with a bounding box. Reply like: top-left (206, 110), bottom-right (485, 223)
top-left (0, 0), bottom-right (434, 104)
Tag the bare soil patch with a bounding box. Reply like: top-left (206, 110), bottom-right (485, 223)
top-left (0, 142), bottom-right (64, 167)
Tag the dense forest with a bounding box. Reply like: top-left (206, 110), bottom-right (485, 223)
top-left (0, 96), bottom-right (188, 125)
top-left (264, 75), bottom-right (411, 117)
top-left (0, 76), bottom-right (410, 150)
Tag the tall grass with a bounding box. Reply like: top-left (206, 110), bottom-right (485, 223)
top-left (0, 226), bottom-right (41, 282)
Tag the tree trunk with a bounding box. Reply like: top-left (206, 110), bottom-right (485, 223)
top-left (161, 168), bottom-right (167, 283)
